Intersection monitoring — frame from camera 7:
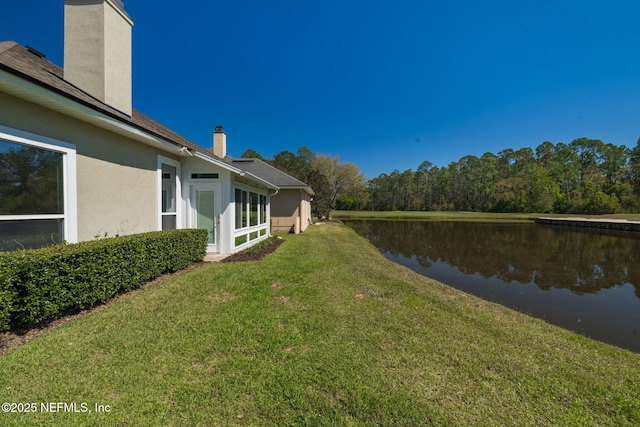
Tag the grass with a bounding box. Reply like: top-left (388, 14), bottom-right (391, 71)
top-left (1, 221), bottom-right (639, 425)
top-left (332, 210), bottom-right (640, 222)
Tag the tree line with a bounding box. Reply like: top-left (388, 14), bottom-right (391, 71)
top-left (368, 137), bottom-right (640, 214)
top-left (244, 137), bottom-right (640, 216)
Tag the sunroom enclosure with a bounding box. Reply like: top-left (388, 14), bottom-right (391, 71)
top-left (233, 177), bottom-right (270, 251)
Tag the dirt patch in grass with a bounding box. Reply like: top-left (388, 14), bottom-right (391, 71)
top-left (221, 237), bottom-right (284, 263)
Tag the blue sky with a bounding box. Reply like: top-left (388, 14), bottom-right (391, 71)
top-left (3, 1), bottom-right (640, 178)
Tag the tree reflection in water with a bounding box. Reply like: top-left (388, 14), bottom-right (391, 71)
top-left (346, 220), bottom-right (640, 353)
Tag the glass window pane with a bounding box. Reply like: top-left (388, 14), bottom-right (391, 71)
top-left (235, 188), bottom-right (243, 229)
top-left (161, 164), bottom-right (176, 213)
top-left (0, 219), bottom-right (63, 251)
top-left (235, 234), bottom-right (247, 247)
top-left (250, 192), bottom-right (258, 226)
top-left (260, 195), bottom-right (267, 224)
top-left (241, 190), bottom-right (247, 228)
top-left (0, 140), bottom-right (64, 215)
top-left (162, 215), bottom-right (176, 230)
top-left (196, 189), bottom-right (215, 245)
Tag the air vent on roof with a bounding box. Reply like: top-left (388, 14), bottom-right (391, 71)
top-left (25, 45), bottom-right (46, 59)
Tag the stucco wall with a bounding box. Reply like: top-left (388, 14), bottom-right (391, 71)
top-left (299, 192), bottom-right (312, 233)
top-left (271, 189), bottom-right (312, 234)
top-left (64, 0), bottom-right (133, 115)
top-left (271, 190), bottom-right (299, 233)
top-left (0, 91), bottom-right (166, 241)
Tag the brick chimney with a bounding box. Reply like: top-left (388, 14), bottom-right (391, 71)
top-left (213, 126), bottom-right (227, 158)
top-left (64, 0), bottom-right (134, 116)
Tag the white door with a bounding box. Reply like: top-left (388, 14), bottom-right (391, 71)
top-left (190, 184), bottom-right (221, 253)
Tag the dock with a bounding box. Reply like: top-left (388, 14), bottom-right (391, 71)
top-left (535, 217), bottom-right (640, 233)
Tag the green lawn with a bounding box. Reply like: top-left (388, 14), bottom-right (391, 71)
top-left (1, 222), bottom-right (639, 426)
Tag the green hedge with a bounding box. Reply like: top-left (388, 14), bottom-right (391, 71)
top-left (0, 229), bottom-right (207, 331)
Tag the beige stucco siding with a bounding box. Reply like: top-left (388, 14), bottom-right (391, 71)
top-left (75, 135), bottom-right (160, 240)
top-left (271, 189), bottom-right (312, 234)
top-left (299, 192), bottom-right (312, 233)
top-left (271, 190), bottom-right (299, 233)
top-left (0, 91), bottom-right (169, 241)
top-left (64, 0), bottom-right (133, 115)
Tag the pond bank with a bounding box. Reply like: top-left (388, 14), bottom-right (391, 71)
top-left (536, 216), bottom-right (640, 233)
top-left (333, 210), bottom-right (640, 222)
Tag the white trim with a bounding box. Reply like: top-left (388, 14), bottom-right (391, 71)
top-left (192, 152), bottom-right (245, 175)
top-left (0, 215), bottom-right (65, 221)
top-left (157, 156), bottom-right (182, 230)
top-left (0, 124), bottom-right (78, 244)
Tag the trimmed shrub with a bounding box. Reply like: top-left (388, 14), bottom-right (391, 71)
top-left (0, 229), bottom-right (207, 331)
top-left (0, 290), bottom-right (11, 332)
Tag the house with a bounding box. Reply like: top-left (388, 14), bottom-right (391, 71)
top-left (227, 158), bottom-right (314, 234)
top-left (0, 0), bottom-right (311, 254)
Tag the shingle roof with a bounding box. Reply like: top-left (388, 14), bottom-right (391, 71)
top-left (229, 158), bottom-right (315, 195)
top-left (0, 41), bottom-right (312, 194)
top-left (0, 41), bottom-right (211, 158)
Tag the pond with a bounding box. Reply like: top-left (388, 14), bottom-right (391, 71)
top-left (345, 220), bottom-right (640, 353)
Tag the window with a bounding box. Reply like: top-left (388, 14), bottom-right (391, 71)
top-left (0, 141), bottom-right (64, 215)
top-left (158, 157), bottom-right (180, 230)
top-left (0, 126), bottom-right (76, 251)
top-left (235, 188), bottom-right (248, 229)
top-left (260, 194), bottom-right (267, 224)
top-left (191, 173), bottom-right (218, 179)
top-left (250, 192), bottom-right (258, 226)
top-left (233, 185), bottom-right (268, 249)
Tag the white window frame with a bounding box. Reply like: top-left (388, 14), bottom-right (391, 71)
top-left (0, 124), bottom-right (78, 244)
top-left (157, 155), bottom-right (182, 230)
top-left (232, 183), bottom-right (269, 250)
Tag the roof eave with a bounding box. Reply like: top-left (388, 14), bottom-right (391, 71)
top-left (193, 151), bottom-right (247, 175)
top-left (0, 68), bottom-right (190, 155)
top-left (242, 171), bottom-right (280, 191)
top-left (277, 185), bottom-right (315, 196)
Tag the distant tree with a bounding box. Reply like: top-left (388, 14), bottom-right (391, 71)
top-left (310, 155), bottom-right (367, 218)
top-left (416, 160), bottom-right (433, 209)
top-left (240, 149), bottom-right (265, 160)
top-left (626, 138), bottom-right (640, 210)
top-left (272, 150), bottom-right (296, 171)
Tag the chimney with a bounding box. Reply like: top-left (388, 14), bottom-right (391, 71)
top-left (64, 0), bottom-right (134, 116)
top-left (213, 126), bottom-right (227, 158)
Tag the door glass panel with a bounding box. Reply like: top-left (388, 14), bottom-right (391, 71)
top-left (161, 163), bottom-right (177, 230)
top-left (196, 189), bottom-right (215, 245)
top-left (161, 164), bottom-right (176, 213)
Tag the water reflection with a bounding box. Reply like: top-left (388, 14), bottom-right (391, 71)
top-left (346, 220), bottom-right (640, 353)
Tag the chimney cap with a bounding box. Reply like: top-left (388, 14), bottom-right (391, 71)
top-left (214, 125), bottom-right (225, 133)
top-left (112, 0), bottom-right (126, 11)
